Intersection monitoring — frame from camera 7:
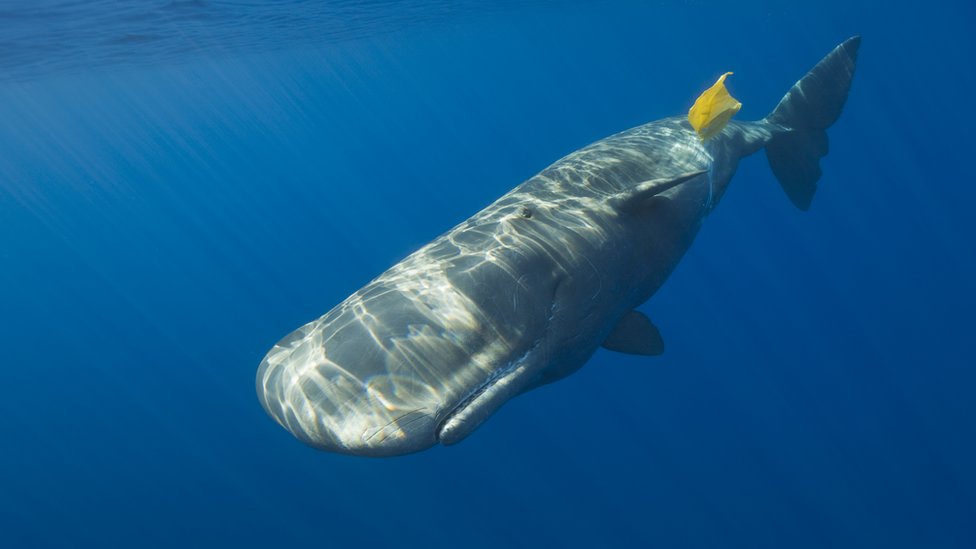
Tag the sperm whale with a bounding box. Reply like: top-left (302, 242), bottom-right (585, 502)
top-left (257, 37), bottom-right (860, 456)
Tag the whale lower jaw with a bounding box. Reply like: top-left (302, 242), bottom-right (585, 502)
top-left (436, 342), bottom-right (544, 445)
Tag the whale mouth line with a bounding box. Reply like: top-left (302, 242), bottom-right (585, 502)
top-left (435, 332), bottom-right (548, 445)
top-left (435, 357), bottom-right (525, 442)
top-left (435, 297), bottom-right (558, 445)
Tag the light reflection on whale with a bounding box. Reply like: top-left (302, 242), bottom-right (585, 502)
top-left (257, 37), bottom-right (860, 456)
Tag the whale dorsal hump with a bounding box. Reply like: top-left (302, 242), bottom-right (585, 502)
top-left (611, 170), bottom-right (707, 213)
top-left (602, 310), bottom-right (664, 356)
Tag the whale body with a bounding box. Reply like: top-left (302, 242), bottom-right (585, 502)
top-left (257, 37), bottom-right (860, 456)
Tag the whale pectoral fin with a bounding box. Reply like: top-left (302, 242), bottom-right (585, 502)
top-left (602, 310), bottom-right (664, 356)
top-left (611, 170), bottom-right (707, 214)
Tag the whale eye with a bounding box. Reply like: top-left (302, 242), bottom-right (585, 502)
top-left (518, 206), bottom-right (532, 219)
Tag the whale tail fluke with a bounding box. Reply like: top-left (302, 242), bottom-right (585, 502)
top-left (764, 36), bottom-right (860, 210)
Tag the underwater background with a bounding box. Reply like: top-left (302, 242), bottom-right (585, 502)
top-left (1, 1), bottom-right (974, 547)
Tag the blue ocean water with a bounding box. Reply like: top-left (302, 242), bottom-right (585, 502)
top-left (1, 1), bottom-right (974, 547)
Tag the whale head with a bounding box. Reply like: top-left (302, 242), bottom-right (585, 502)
top-left (255, 270), bottom-right (552, 457)
top-left (256, 318), bottom-right (453, 456)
